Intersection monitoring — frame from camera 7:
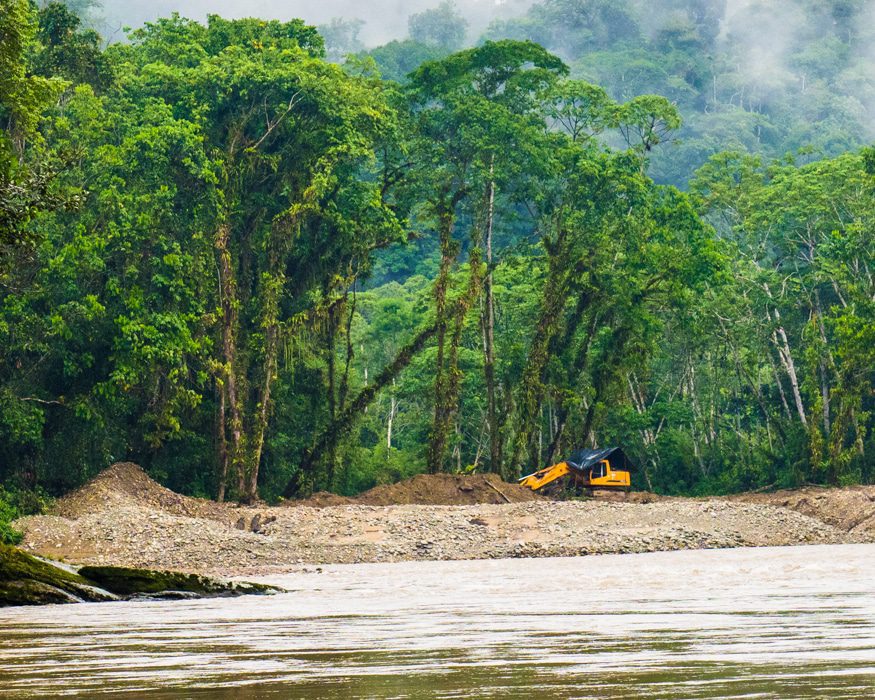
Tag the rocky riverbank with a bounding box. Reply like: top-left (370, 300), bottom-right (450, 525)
top-left (11, 464), bottom-right (874, 577)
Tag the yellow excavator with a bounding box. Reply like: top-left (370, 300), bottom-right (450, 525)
top-left (518, 447), bottom-right (632, 495)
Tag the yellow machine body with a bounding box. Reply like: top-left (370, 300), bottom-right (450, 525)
top-left (518, 458), bottom-right (631, 492)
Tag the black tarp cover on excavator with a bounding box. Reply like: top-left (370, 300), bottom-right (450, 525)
top-left (566, 447), bottom-right (634, 471)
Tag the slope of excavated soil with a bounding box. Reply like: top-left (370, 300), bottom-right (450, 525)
top-left (291, 473), bottom-right (540, 507)
top-left (733, 485), bottom-right (875, 536)
top-left (13, 463), bottom-right (874, 577)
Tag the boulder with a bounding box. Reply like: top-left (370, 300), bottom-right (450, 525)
top-left (0, 543), bottom-right (117, 605)
top-left (1, 543), bottom-right (282, 607)
top-left (78, 565), bottom-right (280, 598)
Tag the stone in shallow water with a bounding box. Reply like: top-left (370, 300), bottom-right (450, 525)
top-left (0, 579), bottom-right (82, 605)
top-left (78, 565), bottom-right (282, 597)
top-left (1, 543), bottom-right (116, 606)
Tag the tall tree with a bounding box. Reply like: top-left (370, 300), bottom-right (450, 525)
top-left (407, 40), bottom-right (567, 474)
top-left (1, 0), bottom-right (65, 251)
top-left (408, 1), bottom-right (468, 52)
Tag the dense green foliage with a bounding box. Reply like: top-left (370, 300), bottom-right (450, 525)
top-left (0, 483), bottom-right (48, 544)
top-left (0, 2), bottom-right (872, 505)
top-left (0, 490), bottom-right (23, 545)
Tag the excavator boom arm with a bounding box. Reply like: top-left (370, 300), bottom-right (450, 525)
top-left (518, 462), bottom-right (573, 491)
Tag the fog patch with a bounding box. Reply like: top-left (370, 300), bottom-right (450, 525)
top-left (97, 0), bottom-right (536, 46)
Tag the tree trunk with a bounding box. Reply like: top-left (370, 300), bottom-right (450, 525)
top-left (427, 200), bottom-right (460, 474)
top-left (482, 161), bottom-right (500, 474)
top-left (387, 379), bottom-right (397, 449)
top-left (216, 378), bottom-right (228, 503)
top-left (244, 317), bottom-right (277, 503)
top-left (325, 312), bottom-right (338, 488)
top-left (429, 247), bottom-right (484, 473)
top-left (215, 222), bottom-right (246, 499)
top-left (813, 291), bottom-right (834, 438)
top-left (453, 420), bottom-right (462, 472)
top-left (628, 374), bottom-right (656, 449)
top-left (287, 322), bottom-right (440, 496)
top-left (538, 404), bottom-right (544, 466)
top-left (510, 235), bottom-right (572, 473)
top-left (771, 320), bottom-right (807, 427)
top-left (243, 266), bottom-right (282, 504)
top-left (472, 412), bottom-right (488, 470)
top-left (767, 348), bottom-right (793, 421)
top-left (819, 360), bottom-right (830, 436)
top-left (763, 285), bottom-right (807, 427)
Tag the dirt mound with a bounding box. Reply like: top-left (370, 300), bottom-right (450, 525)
top-left (291, 473), bottom-right (542, 507)
top-left (298, 492), bottom-right (355, 508)
top-left (357, 473), bottom-right (541, 506)
top-left (589, 489), bottom-right (664, 503)
top-left (53, 463), bottom-right (226, 521)
top-left (735, 485), bottom-right (875, 535)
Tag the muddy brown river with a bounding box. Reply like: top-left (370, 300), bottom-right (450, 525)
top-left (1, 543), bottom-right (874, 698)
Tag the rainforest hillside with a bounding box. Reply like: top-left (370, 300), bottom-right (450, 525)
top-left (0, 1), bottom-right (873, 528)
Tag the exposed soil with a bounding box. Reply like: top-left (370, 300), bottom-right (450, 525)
top-left (54, 462), bottom-right (229, 522)
top-left (290, 473), bottom-right (541, 507)
top-left (730, 485), bottom-right (875, 536)
top-left (13, 463), bottom-right (874, 577)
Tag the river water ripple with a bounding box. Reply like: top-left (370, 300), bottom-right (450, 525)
top-left (1, 543), bottom-right (874, 698)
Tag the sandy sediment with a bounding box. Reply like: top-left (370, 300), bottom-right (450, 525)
top-left (13, 463), bottom-right (875, 577)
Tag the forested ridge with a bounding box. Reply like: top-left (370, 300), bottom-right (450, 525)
top-left (1, 0), bottom-right (873, 528)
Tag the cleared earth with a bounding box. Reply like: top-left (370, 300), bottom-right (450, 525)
top-left (13, 463), bottom-right (875, 577)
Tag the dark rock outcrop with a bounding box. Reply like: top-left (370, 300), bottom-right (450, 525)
top-left (78, 565), bottom-right (280, 598)
top-left (1, 544), bottom-right (282, 607)
top-left (1, 543), bottom-right (117, 605)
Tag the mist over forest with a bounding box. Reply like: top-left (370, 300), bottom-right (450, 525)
top-left (94, 0), bottom-right (537, 45)
top-left (80, 0), bottom-right (875, 185)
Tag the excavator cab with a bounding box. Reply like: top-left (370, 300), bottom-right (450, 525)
top-left (586, 458), bottom-right (631, 489)
top-left (519, 447), bottom-right (633, 494)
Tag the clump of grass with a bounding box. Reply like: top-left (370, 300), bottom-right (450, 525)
top-left (0, 486), bottom-right (52, 546)
top-left (0, 489), bottom-right (22, 546)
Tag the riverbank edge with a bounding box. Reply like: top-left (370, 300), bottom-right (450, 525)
top-left (11, 464), bottom-right (874, 579)
top-left (15, 496), bottom-right (874, 578)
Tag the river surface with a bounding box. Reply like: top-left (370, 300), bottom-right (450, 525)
top-left (2, 544), bottom-right (874, 698)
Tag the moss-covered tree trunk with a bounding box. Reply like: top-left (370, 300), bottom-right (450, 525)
top-left (427, 197), bottom-right (462, 474)
top-left (510, 228), bottom-right (573, 474)
top-left (431, 247), bottom-right (484, 473)
top-left (244, 268), bottom-right (282, 504)
top-left (215, 221), bottom-right (247, 499)
top-left (481, 163), bottom-right (501, 474)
